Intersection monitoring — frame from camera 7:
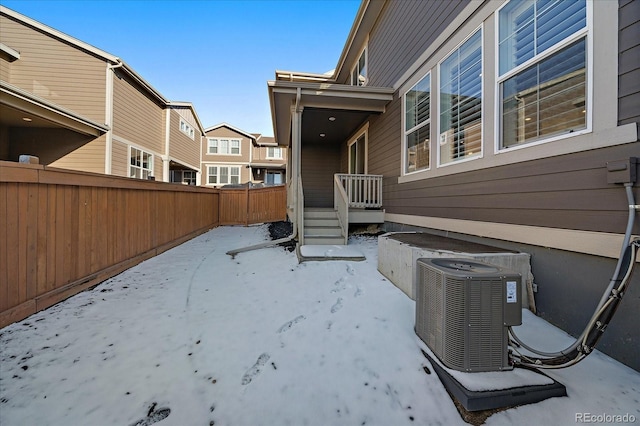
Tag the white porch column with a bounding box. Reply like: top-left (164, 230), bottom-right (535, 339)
top-left (290, 92), bottom-right (303, 244)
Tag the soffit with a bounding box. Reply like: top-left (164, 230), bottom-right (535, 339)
top-left (1, 82), bottom-right (109, 136)
top-left (268, 80), bottom-right (393, 147)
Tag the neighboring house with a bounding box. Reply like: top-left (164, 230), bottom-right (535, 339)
top-left (201, 123), bottom-right (286, 187)
top-left (268, 0), bottom-right (639, 371)
top-left (250, 134), bottom-right (287, 185)
top-left (0, 6), bottom-right (205, 184)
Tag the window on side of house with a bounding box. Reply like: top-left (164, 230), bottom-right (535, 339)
top-left (266, 147), bottom-right (282, 159)
top-left (180, 119), bottom-right (195, 139)
top-left (404, 73), bottom-right (431, 174)
top-left (207, 165), bottom-right (240, 185)
top-left (351, 47), bottom-right (367, 86)
top-left (129, 147), bottom-right (153, 179)
top-left (498, 0), bottom-right (588, 149)
top-left (207, 138), bottom-right (241, 155)
top-left (439, 29), bottom-right (483, 166)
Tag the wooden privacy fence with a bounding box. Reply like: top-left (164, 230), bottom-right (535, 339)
top-left (0, 161), bottom-right (287, 327)
top-left (219, 185), bottom-right (287, 225)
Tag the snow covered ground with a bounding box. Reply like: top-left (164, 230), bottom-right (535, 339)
top-left (1, 225), bottom-right (639, 426)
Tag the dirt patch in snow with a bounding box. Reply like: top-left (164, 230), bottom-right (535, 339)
top-left (268, 221), bottom-right (296, 252)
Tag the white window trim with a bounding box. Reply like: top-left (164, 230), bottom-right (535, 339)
top-left (179, 118), bottom-right (195, 140)
top-left (395, 0), bottom-right (630, 185)
top-left (207, 138), bottom-right (242, 156)
top-left (402, 71), bottom-right (432, 176)
top-left (205, 164), bottom-right (242, 186)
top-left (436, 25), bottom-right (484, 169)
top-left (266, 146), bottom-right (283, 159)
top-left (348, 128), bottom-right (368, 174)
top-left (351, 43), bottom-right (368, 86)
top-left (493, 0), bottom-right (593, 155)
top-left (128, 145), bottom-right (154, 179)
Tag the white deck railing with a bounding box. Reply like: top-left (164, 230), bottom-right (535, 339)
top-left (335, 174), bottom-right (383, 209)
top-left (333, 174), bottom-right (349, 245)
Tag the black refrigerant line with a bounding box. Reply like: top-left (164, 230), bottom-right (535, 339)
top-left (508, 183), bottom-right (639, 370)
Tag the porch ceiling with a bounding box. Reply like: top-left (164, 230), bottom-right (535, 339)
top-left (1, 81), bottom-right (109, 136)
top-left (268, 80), bottom-right (394, 147)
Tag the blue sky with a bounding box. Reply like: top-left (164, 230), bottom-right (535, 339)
top-left (2, 0), bottom-right (361, 136)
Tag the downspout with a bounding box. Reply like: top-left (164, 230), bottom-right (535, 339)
top-left (105, 59), bottom-right (124, 175)
top-left (162, 109), bottom-right (170, 182)
top-left (226, 88), bottom-right (302, 258)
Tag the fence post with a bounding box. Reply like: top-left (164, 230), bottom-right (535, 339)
top-left (245, 184), bottom-right (250, 226)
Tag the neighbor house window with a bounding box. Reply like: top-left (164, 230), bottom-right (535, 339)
top-left (498, 0), bottom-right (588, 149)
top-left (351, 47), bottom-right (367, 86)
top-left (404, 73), bottom-right (431, 173)
top-left (180, 119), bottom-right (195, 139)
top-left (266, 171), bottom-right (283, 185)
top-left (266, 147), bottom-right (282, 159)
top-left (129, 147), bottom-right (153, 179)
top-left (439, 29), bottom-right (482, 165)
top-left (207, 138), bottom-right (241, 155)
top-left (207, 165), bottom-right (240, 185)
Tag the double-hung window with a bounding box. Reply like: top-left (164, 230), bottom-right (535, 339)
top-left (439, 29), bottom-right (483, 165)
top-left (130, 147), bottom-right (153, 179)
top-left (351, 47), bottom-right (367, 86)
top-left (207, 165), bottom-right (240, 185)
top-left (208, 138), bottom-right (240, 155)
top-left (266, 147), bottom-right (282, 159)
top-left (498, 0), bottom-right (588, 149)
top-left (404, 73), bottom-right (431, 173)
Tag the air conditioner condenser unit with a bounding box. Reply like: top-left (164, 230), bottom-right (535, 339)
top-left (415, 258), bottom-right (522, 372)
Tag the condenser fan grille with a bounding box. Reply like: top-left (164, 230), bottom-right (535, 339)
top-left (415, 258), bottom-right (521, 372)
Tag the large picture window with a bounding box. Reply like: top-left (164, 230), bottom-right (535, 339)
top-left (498, 0), bottom-right (587, 149)
top-left (129, 147), bottom-right (153, 179)
top-left (404, 73), bottom-right (431, 173)
top-left (207, 165), bottom-right (240, 185)
top-left (439, 29), bottom-right (482, 165)
top-left (207, 138), bottom-right (241, 155)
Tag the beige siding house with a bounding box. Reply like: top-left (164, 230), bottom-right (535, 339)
top-left (201, 123), bottom-right (285, 187)
top-left (268, 0), bottom-right (640, 370)
top-left (0, 6), bottom-right (204, 184)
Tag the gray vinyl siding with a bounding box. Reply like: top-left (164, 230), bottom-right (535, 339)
top-left (618, 0), bottom-right (640, 125)
top-left (379, 142), bottom-right (639, 235)
top-left (0, 14), bottom-right (107, 123)
top-left (301, 143), bottom-right (341, 207)
top-left (367, 0), bottom-right (470, 87)
top-left (368, 95), bottom-right (402, 179)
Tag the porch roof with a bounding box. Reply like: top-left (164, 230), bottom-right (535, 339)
top-left (267, 80), bottom-right (394, 147)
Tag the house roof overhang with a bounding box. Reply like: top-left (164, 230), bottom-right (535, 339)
top-left (268, 80), bottom-right (394, 147)
top-left (1, 81), bottom-right (109, 136)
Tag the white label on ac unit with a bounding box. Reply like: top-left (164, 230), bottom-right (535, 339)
top-left (506, 281), bottom-right (517, 303)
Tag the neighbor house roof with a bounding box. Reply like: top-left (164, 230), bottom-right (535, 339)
top-left (204, 123), bottom-right (257, 141)
top-left (167, 101), bottom-right (206, 135)
top-left (1, 5), bottom-right (183, 109)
